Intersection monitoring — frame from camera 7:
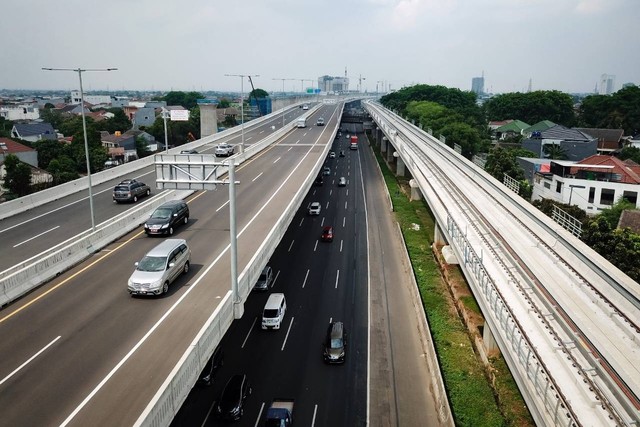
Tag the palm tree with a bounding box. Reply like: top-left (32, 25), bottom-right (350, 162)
top-left (542, 143), bottom-right (568, 160)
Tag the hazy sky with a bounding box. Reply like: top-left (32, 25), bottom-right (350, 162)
top-left (1, 0), bottom-right (638, 95)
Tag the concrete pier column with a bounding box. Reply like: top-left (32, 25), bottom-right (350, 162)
top-left (376, 128), bottom-right (383, 145)
top-left (395, 154), bottom-right (406, 177)
top-left (381, 136), bottom-right (388, 153)
top-left (482, 323), bottom-right (500, 353)
top-left (409, 178), bottom-right (422, 201)
top-left (434, 222), bottom-right (447, 245)
top-left (199, 103), bottom-right (218, 137)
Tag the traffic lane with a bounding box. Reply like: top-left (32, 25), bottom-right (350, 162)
top-left (64, 129), bottom-right (335, 424)
top-left (0, 112), bottom-right (302, 270)
top-left (173, 147), bottom-right (364, 426)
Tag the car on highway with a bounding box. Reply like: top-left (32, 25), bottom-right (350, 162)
top-left (127, 238), bottom-right (190, 296)
top-left (198, 344), bottom-right (224, 386)
top-left (329, 151), bottom-right (336, 158)
top-left (302, 104), bottom-right (309, 110)
top-left (338, 177), bottom-right (346, 187)
top-left (316, 117), bottom-right (325, 126)
top-left (321, 226), bottom-right (334, 242)
top-left (215, 374), bottom-right (252, 421)
top-left (339, 150), bottom-right (345, 157)
top-left (144, 200), bottom-right (190, 236)
top-left (180, 149), bottom-right (198, 154)
top-left (253, 266), bottom-right (273, 291)
top-left (323, 321), bottom-right (347, 364)
top-left (262, 293), bottom-right (287, 330)
top-left (314, 176), bottom-right (324, 186)
top-left (215, 143), bottom-right (234, 157)
top-left (112, 179), bottom-right (151, 203)
top-left (308, 201), bottom-right (321, 215)
top-left (322, 166), bottom-right (331, 176)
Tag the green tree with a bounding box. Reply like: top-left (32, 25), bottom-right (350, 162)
top-left (33, 139), bottom-right (67, 170)
top-left (3, 154), bottom-right (32, 197)
top-left (96, 108), bottom-right (132, 134)
top-left (484, 147), bottom-right (526, 181)
top-left (163, 91), bottom-right (204, 110)
top-left (47, 156), bottom-right (79, 184)
top-left (146, 106), bottom-right (200, 148)
top-left (0, 117), bottom-right (14, 138)
top-left (619, 146), bottom-right (640, 164)
top-left (218, 98), bottom-right (231, 108)
top-left (40, 107), bottom-right (65, 129)
top-left (542, 143), bottom-right (568, 160)
top-left (578, 85), bottom-right (640, 134)
top-left (598, 198), bottom-right (637, 228)
top-left (483, 91), bottom-right (575, 126)
top-left (439, 122), bottom-right (485, 158)
top-left (248, 88), bottom-right (269, 99)
top-left (135, 136), bottom-right (152, 158)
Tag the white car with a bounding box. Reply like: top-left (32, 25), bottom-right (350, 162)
top-left (127, 239), bottom-right (191, 296)
top-left (215, 144), bottom-right (234, 157)
top-left (302, 104), bottom-right (309, 110)
top-left (308, 202), bottom-right (321, 215)
top-left (338, 177), bottom-right (346, 187)
top-left (329, 151), bottom-right (336, 158)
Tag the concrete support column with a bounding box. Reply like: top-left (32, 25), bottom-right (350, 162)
top-left (199, 104), bottom-right (218, 137)
top-left (433, 223), bottom-right (447, 245)
top-left (482, 323), bottom-right (500, 354)
top-left (381, 136), bottom-right (388, 153)
top-left (395, 154), bottom-right (406, 177)
top-left (409, 178), bottom-right (422, 201)
top-left (386, 146), bottom-right (395, 163)
top-left (376, 128), bottom-right (383, 145)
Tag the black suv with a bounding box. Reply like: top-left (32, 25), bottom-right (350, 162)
top-left (112, 179), bottom-right (151, 203)
top-left (215, 374), bottom-right (252, 420)
top-left (144, 200), bottom-right (189, 236)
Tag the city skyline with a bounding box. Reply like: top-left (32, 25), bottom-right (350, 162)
top-left (1, 0), bottom-right (638, 95)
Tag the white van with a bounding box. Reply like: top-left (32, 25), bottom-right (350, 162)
top-left (296, 117), bottom-right (306, 128)
top-left (262, 293), bottom-right (287, 330)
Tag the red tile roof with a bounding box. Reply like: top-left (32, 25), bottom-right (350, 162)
top-left (573, 155), bottom-right (640, 184)
top-left (0, 137), bottom-right (36, 153)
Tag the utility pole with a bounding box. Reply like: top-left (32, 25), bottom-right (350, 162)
top-left (272, 77), bottom-right (296, 127)
top-left (225, 73), bottom-right (259, 153)
top-left (42, 66), bottom-right (117, 232)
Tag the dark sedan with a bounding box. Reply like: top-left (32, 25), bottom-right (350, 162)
top-left (215, 374), bottom-right (252, 420)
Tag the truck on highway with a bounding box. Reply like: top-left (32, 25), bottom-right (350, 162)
top-left (296, 117), bottom-right (306, 128)
top-left (264, 398), bottom-right (294, 426)
top-left (349, 135), bottom-right (358, 150)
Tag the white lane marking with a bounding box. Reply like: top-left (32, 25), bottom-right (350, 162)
top-left (344, 201), bottom-right (348, 210)
top-left (202, 397), bottom-right (218, 427)
top-left (325, 201), bottom-right (330, 209)
top-left (299, 217), bottom-right (304, 227)
top-left (0, 336), bottom-right (61, 386)
top-left (340, 240), bottom-right (343, 252)
top-left (321, 217), bottom-right (325, 226)
top-left (252, 172), bottom-right (264, 182)
top-left (0, 173), bottom-right (153, 234)
top-left (302, 269), bottom-right (310, 288)
top-left (253, 402), bottom-right (266, 427)
top-left (272, 270), bottom-right (280, 289)
top-left (311, 404), bottom-right (318, 427)
top-left (246, 136), bottom-right (253, 141)
top-left (259, 130), bottom-right (265, 134)
top-left (314, 240), bottom-right (318, 252)
top-left (216, 200), bottom-right (230, 212)
top-left (241, 317), bottom-right (257, 349)
top-left (13, 226), bottom-right (60, 248)
top-left (288, 147), bottom-right (293, 152)
top-left (281, 316), bottom-right (294, 351)
top-left (335, 270), bottom-right (340, 289)
top-left (346, 189), bottom-right (349, 196)
top-left (329, 189), bottom-right (333, 196)
top-left (342, 217), bottom-right (346, 227)
top-left (288, 240), bottom-right (295, 252)
top-left (273, 157), bottom-right (281, 164)
top-left (295, 139), bottom-right (300, 144)
top-left (329, 317), bottom-right (333, 323)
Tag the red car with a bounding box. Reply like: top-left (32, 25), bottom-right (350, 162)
top-left (321, 226), bottom-right (334, 242)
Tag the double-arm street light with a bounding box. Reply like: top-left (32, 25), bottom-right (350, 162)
top-left (272, 78), bottom-right (295, 127)
top-left (224, 73), bottom-right (259, 152)
top-left (42, 67), bottom-right (117, 232)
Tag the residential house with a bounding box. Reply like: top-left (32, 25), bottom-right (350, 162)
top-left (0, 137), bottom-right (51, 187)
top-left (11, 122), bottom-right (57, 142)
top-left (132, 107), bottom-right (157, 129)
top-left (488, 119), bottom-right (513, 132)
top-left (618, 210), bottom-right (640, 233)
top-left (123, 129), bottom-right (158, 151)
top-left (494, 119), bottom-right (530, 140)
top-left (0, 104), bottom-right (40, 121)
top-left (521, 125), bottom-right (597, 161)
top-left (100, 131), bottom-right (137, 163)
top-left (531, 155), bottom-right (640, 214)
top-left (523, 120), bottom-right (556, 138)
top-left (575, 128), bottom-right (624, 155)
top-left (70, 90), bottom-right (111, 106)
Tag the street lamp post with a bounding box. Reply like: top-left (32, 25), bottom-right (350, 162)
top-left (161, 107), bottom-right (170, 153)
top-left (225, 73), bottom-right (259, 153)
top-left (273, 78), bottom-right (295, 128)
top-left (42, 67), bottom-right (117, 232)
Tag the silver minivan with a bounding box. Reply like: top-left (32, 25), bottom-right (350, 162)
top-left (127, 239), bottom-right (191, 296)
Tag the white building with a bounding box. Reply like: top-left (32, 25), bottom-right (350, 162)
top-left (532, 155), bottom-right (640, 215)
top-left (70, 90), bottom-right (112, 106)
top-left (0, 105), bottom-right (40, 121)
top-left (598, 74), bottom-right (616, 95)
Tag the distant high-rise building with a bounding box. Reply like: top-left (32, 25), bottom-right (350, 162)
top-left (471, 76), bottom-right (484, 95)
top-left (598, 74), bottom-right (615, 95)
top-left (318, 75), bottom-right (349, 93)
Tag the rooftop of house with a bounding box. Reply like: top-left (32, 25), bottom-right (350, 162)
top-left (524, 120), bottom-right (556, 133)
top-left (12, 122), bottom-right (56, 137)
top-left (570, 155), bottom-right (640, 184)
top-left (536, 125), bottom-right (596, 142)
top-left (0, 137), bottom-right (36, 153)
top-left (495, 119), bottom-right (530, 133)
top-left (618, 210), bottom-right (640, 233)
